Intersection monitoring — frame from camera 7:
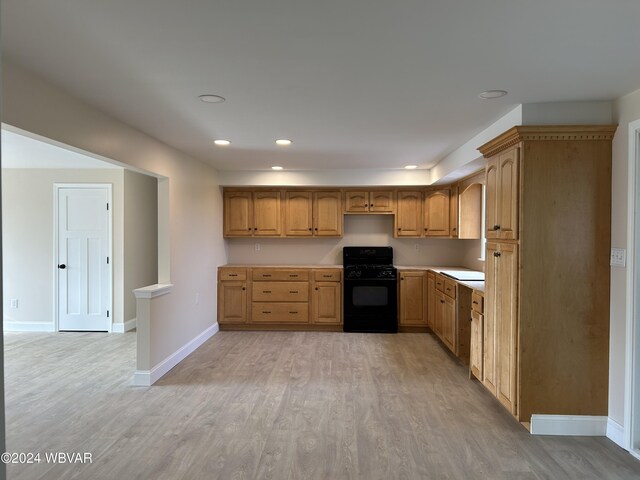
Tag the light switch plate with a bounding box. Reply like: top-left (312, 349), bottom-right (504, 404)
top-left (611, 248), bottom-right (626, 267)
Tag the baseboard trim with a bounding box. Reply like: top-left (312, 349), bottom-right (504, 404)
top-left (4, 321), bottom-right (55, 332)
top-left (132, 322), bottom-right (219, 386)
top-left (530, 414), bottom-right (607, 436)
top-left (113, 318), bottom-right (137, 333)
top-left (606, 418), bottom-right (626, 448)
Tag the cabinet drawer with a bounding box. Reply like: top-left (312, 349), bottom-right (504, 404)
top-left (435, 274), bottom-right (445, 293)
top-left (252, 282), bottom-right (309, 302)
top-left (219, 268), bottom-right (247, 281)
top-left (252, 269), bottom-right (309, 281)
top-left (252, 303), bottom-right (309, 323)
top-left (444, 279), bottom-right (457, 299)
top-left (472, 292), bottom-right (484, 313)
top-left (313, 269), bottom-right (342, 282)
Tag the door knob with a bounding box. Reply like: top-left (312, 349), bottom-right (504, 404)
top-left (58, 264), bottom-right (66, 269)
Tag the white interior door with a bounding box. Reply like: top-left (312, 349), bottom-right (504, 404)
top-left (57, 185), bottom-right (111, 331)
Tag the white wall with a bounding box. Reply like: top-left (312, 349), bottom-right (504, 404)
top-left (2, 168), bottom-right (125, 329)
top-left (609, 88), bottom-right (640, 426)
top-left (226, 214), bottom-right (476, 267)
top-left (123, 170), bottom-right (158, 325)
top-left (2, 60), bottom-right (227, 370)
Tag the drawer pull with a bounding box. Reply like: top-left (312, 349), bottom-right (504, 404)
top-left (289, 290), bottom-right (299, 294)
top-left (472, 301), bottom-right (478, 305)
top-left (228, 274), bottom-right (238, 277)
top-left (262, 274), bottom-right (272, 277)
top-left (289, 311), bottom-right (298, 314)
top-left (261, 311), bottom-right (271, 314)
top-left (289, 274), bottom-right (298, 278)
top-left (322, 274), bottom-right (332, 278)
top-left (263, 290), bottom-right (272, 294)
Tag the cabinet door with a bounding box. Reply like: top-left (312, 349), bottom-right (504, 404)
top-left (483, 241), bottom-right (498, 395)
top-left (449, 186), bottom-right (458, 238)
top-left (424, 190), bottom-right (450, 237)
top-left (496, 243), bottom-right (518, 414)
top-left (218, 281), bottom-right (247, 324)
top-left (369, 191), bottom-right (394, 213)
top-left (344, 191), bottom-right (369, 213)
top-left (284, 191), bottom-right (313, 236)
top-left (253, 191), bottom-right (282, 236)
top-left (498, 148), bottom-right (519, 240)
top-left (470, 310), bottom-right (483, 380)
top-left (312, 282), bottom-right (341, 324)
top-left (427, 272), bottom-right (436, 329)
top-left (442, 295), bottom-right (455, 350)
top-left (399, 271), bottom-right (426, 326)
top-left (485, 158), bottom-right (499, 240)
top-left (396, 191), bottom-right (423, 237)
top-left (224, 191), bottom-right (253, 237)
top-left (434, 290), bottom-right (445, 336)
top-left (314, 191), bottom-right (342, 236)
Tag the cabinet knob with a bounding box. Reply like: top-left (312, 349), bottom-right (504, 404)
top-left (364, 204), bottom-right (368, 207)
top-left (315, 287), bottom-right (318, 290)
top-left (440, 300), bottom-right (445, 304)
top-left (493, 251), bottom-right (501, 257)
top-left (401, 277), bottom-right (404, 281)
top-left (242, 287), bottom-right (246, 291)
top-left (493, 225), bottom-right (500, 231)
top-left (424, 228), bottom-right (428, 231)
top-left (308, 228), bottom-right (312, 231)
top-left (370, 204), bottom-right (374, 207)
top-left (254, 227), bottom-right (257, 231)
top-left (398, 228), bottom-right (402, 231)
top-left (248, 228), bottom-right (252, 231)
top-left (314, 228), bottom-right (318, 231)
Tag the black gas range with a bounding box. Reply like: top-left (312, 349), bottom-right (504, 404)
top-left (343, 247), bottom-right (398, 333)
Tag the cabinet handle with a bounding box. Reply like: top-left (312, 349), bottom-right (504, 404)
top-left (308, 228), bottom-right (312, 231)
top-left (398, 228), bottom-right (402, 231)
top-left (263, 274), bottom-right (272, 277)
top-left (440, 300), bottom-right (445, 304)
top-left (364, 204), bottom-right (368, 207)
top-left (289, 311), bottom-right (298, 314)
top-left (315, 228), bottom-right (318, 231)
top-left (289, 290), bottom-right (299, 294)
top-left (315, 287), bottom-right (319, 290)
top-left (242, 287), bottom-right (246, 291)
top-left (263, 290), bottom-right (272, 293)
top-left (289, 274), bottom-right (298, 278)
top-left (452, 228), bottom-right (456, 231)
top-left (262, 311), bottom-right (271, 314)
top-left (228, 274), bottom-right (238, 277)
top-left (248, 228), bottom-right (252, 231)
top-left (322, 274), bottom-right (332, 278)
top-left (494, 252), bottom-right (501, 258)
top-left (254, 227), bottom-right (258, 230)
top-left (370, 204), bottom-right (374, 207)
top-left (401, 277), bottom-right (404, 281)
top-left (472, 301), bottom-right (478, 305)
top-left (493, 225), bottom-right (500, 231)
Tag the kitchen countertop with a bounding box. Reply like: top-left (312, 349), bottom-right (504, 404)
top-left (396, 265), bottom-right (485, 294)
top-left (221, 264), bottom-right (343, 269)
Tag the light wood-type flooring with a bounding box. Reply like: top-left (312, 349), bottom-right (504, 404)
top-left (5, 331), bottom-right (640, 479)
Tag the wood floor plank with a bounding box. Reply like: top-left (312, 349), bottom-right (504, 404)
top-left (4, 331), bottom-right (640, 479)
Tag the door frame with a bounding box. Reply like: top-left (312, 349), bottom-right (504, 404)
top-left (53, 183), bottom-right (113, 332)
top-left (625, 119), bottom-right (640, 456)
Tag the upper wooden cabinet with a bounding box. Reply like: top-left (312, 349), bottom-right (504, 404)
top-left (449, 186), bottom-right (458, 238)
top-left (485, 146), bottom-right (519, 240)
top-left (284, 191), bottom-right (313, 236)
top-left (344, 190), bottom-right (394, 213)
top-left (459, 183), bottom-right (482, 239)
top-left (253, 191), bottom-right (282, 236)
top-left (313, 191), bottom-right (343, 236)
top-left (224, 191), bottom-right (253, 236)
top-left (424, 189), bottom-right (450, 237)
top-left (395, 191), bottom-right (422, 237)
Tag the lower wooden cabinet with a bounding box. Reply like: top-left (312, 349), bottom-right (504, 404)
top-left (431, 272), bottom-right (472, 364)
top-left (470, 309), bottom-right (483, 381)
top-left (426, 272), bottom-right (436, 330)
top-left (218, 267), bottom-right (342, 330)
top-left (399, 271), bottom-right (427, 327)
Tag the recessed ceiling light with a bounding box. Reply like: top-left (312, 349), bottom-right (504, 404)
top-left (404, 165), bottom-right (418, 170)
top-left (199, 94), bottom-right (226, 103)
top-left (478, 90), bottom-right (508, 100)
top-left (275, 139), bottom-right (292, 146)
top-left (272, 166), bottom-right (284, 170)
top-left (214, 139), bottom-right (231, 146)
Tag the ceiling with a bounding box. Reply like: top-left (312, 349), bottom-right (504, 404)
top-left (1, 130), bottom-right (121, 169)
top-left (2, 1), bottom-right (640, 172)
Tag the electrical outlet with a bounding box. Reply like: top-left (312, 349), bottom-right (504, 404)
top-left (255, 243), bottom-right (261, 252)
top-left (10, 299), bottom-right (18, 309)
top-left (611, 248), bottom-right (627, 267)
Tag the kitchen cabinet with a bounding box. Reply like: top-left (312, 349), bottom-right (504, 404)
top-left (344, 190), bottom-right (394, 213)
top-left (431, 272), bottom-right (471, 363)
top-left (449, 185), bottom-right (458, 238)
top-left (442, 294), bottom-right (455, 350)
top-left (399, 271), bottom-right (426, 327)
top-left (224, 191), bottom-right (253, 236)
top-left (395, 191), bottom-right (423, 237)
top-left (313, 191), bottom-right (343, 236)
top-left (218, 266), bottom-right (343, 331)
top-left (479, 125), bottom-right (616, 423)
top-left (426, 272), bottom-right (436, 330)
top-left (459, 183), bottom-right (482, 239)
top-left (485, 147), bottom-right (518, 240)
top-left (312, 269), bottom-right (342, 325)
top-left (253, 191), bottom-right (282, 236)
top-left (424, 189), bottom-right (450, 237)
top-left (218, 268), bottom-right (248, 324)
top-left (284, 191), bottom-right (313, 236)
top-left (470, 291), bottom-right (484, 381)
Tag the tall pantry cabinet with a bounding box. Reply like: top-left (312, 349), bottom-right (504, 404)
top-left (478, 125), bottom-right (616, 424)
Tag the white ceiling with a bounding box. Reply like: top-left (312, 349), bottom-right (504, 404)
top-left (2, 1), bottom-right (640, 172)
top-left (1, 130), bottom-right (121, 169)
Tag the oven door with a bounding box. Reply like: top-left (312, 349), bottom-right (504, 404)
top-left (343, 279), bottom-right (398, 333)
